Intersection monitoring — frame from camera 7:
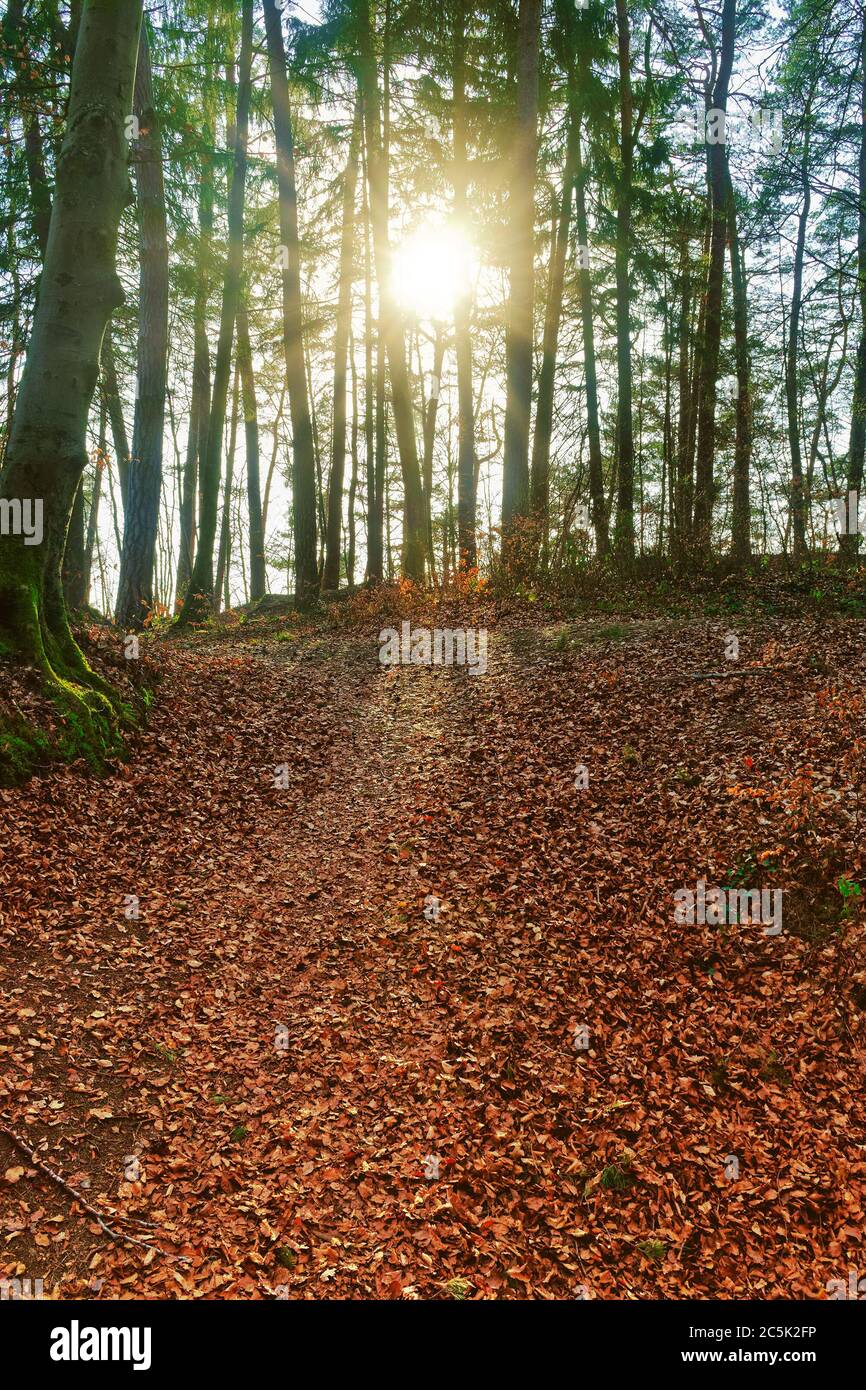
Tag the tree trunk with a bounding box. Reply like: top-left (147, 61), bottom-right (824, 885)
top-left (115, 21), bottom-right (170, 629)
top-left (673, 215), bottom-right (693, 561)
top-left (63, 479), bottom-right (86, 608)
top-left (237, 294), bottom-right (266, 602)
top-left (175, 80), bottom-right (214, 604)
top-left (362, 116), bottom-right (383, 584)
top-left (453, 0), bottom-right (476, 571)
top-left (502, 0), bottom-right (541, 545)
top-left (82, 397), bottom-right (106, 605)
top-left (573, 123), bottom-right (607, 559)
top-left (101, 324), bottom-right (130, 507)
top-left (692, 0), bottom-right (736, 557)
top-left (262, 0), bottom-right (318, 604)
top-left (348, 323), bottom-right (359, 589)
top-left (613, 0), bottom-right (636, 565)
top-left (531, 99), bottom-right (578, 546)
top-left (841, 8), bottom-right (866, 565)
top-left (785, 119), bottom-right (812, 565)
top-left (323, 101), bottom-right (361, 592)
top-left (0, 0), bottom-right (142, 719)
top-left (178, 0), bottom-right (251, 623)
top-left (215, 362), bottom-right (240, 610)
top-left (727, 166), bottom-right (752, 566)
top-left (422, 329), bottom-right (445, 582)
top-left (356, 0), bottom-right (426, 582)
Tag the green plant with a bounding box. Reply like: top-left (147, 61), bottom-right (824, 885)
top-left (599, 1153), bottom-right (635, 1191)
top-left (636, 1238), bottom-right (666, 1261)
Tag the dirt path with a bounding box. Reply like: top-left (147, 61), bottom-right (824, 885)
top-left (1, 616), bottom-right (864, 1299)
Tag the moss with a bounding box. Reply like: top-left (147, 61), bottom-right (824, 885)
top-left (0, 721), bottom-right (53, 785)
top-left (0, 553), bottom-right (142, 784)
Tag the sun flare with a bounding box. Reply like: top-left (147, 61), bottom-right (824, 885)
top-left (390, 222), bottom-right (475, 321)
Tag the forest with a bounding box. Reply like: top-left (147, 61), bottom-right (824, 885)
top-left (0, 0), bottom-right (864, 1327)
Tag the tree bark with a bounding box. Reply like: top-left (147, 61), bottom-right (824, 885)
top-left (176, 76), bottom-right (215, 604)
top-left (692, 0), bottom-right (736, 556)
top-left (237, 293), bottom-right (266, 602)
top-left (262, 0), bottom-right (319, 603)
top-left (502, 0), bottom-right (541, 545)
top-left (726, 166), bottom-right (752, 566)
top-left (356, 0), bottom-right (426, 582)
top-left (453, 0), bottom-right (476, 570)
top-left (573, 123), bottom-right (607, 559)
top-left (0, 0), bottom-right (142, 697)
top-left (613, 0), bottom-right (636, 565)
top-left (785, 113), bottom-right (813, 565)
top-left (323, 101), bottom-right (361, 591)
top-left (531, 100), bottom-right (578, 547)
top-left (841, 7), bottom-right (866, 565)
top-left (101, 324), bottom-right (130, 507)
top-left (215, 361), bottom-right (240, 610)
top-left (362, 114), bottom-right (383, 584)
top-left (115, 21), bottom-right (170, 629)
top-left (178, 0), bottom-right (251, 623)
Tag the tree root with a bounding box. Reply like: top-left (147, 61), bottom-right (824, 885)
top-left (0, 1122), bottom-right (190, 1264)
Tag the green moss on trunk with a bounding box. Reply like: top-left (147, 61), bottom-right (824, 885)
top-left (0, 549), bottom-right (138, 784)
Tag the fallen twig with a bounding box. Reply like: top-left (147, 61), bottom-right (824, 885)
top-left (0, 1122), bottom-right (190, 1263)
top-left (668, 667), bottom-right (776, 681)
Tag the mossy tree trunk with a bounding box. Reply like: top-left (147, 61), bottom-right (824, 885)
top-left (0, 0), bottom-right (142, 721)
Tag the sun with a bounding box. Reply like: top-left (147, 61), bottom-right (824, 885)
top-left (391, 221), bottom-right (475, 321)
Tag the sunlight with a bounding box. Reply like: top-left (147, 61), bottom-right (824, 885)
top-left (390, 221), bottom-right (475, 322)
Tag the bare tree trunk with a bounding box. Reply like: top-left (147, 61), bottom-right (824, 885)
top-left (215, 362), bottom-right (240, 610)
top-left (101, 324), bottom-right (130, 507)
top-left (422, 329), bottom-right (445, 583)
top-left (727, 166), bottom-right (752, 566)
top-left (237, 293), bottom-right (266, 601)
top-left (453, 0), bottom-right (476, 570)
top-left (176, 76), bottom-right (214, 604)
top-left (841, 8), bottom-right (866, 565)
top-left (356, 0), bottom-right (425, 582)
top-left (115, 21), bottom-right (170, 628)
top-left (502, 0), bottom-right (541, 545)
top-left (262, 0), bottom-right (318, 603)
top-left (362, 114), bottom-right (383, 584)
top-left (692, 0), bottom-right (736, 557)
top-left (613, 0), bottom-right (636, 565)
top-left (178, 0), bottom-right (251, 622)
top-left (531, 100), bottom-right (578, 548)
top-left (323, 101), bottom-right (361, 591)
top-left (82, 396), bottom-right (106, 605)
top-left (573, 123), bottom-right (607, 558)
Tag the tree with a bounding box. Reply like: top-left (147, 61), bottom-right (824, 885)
top-left (0, 0), bottom-right (143, 747)
top-left (178, 0), bottom-right (252, 623)
top-left (692, 0), bottom-right (736, 555)
top-left (502, 0), bottom-right (541, 545)
top-left (115, 22), bottom-right (170, 628)
top-left (323, 100), bottom-right (361, 592)
top-left (263, 0), bottom-right (319, 604)
top-left (842, 3), bottom-right (866, 564)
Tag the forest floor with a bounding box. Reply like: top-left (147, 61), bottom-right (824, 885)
top-left (1, 588), bottom-right (865, 1299)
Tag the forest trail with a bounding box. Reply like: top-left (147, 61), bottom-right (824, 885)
top-left (1, 614), bottom-right (865, 1299)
